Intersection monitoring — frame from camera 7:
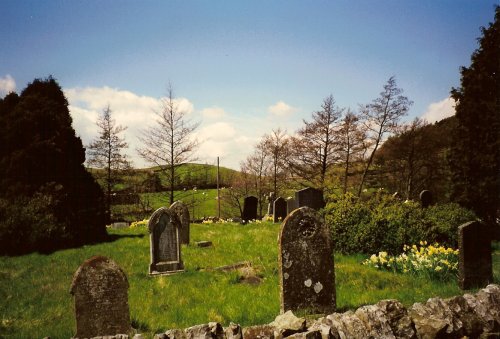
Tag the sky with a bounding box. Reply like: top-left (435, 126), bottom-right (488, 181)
top-left (1, 1), bottom-right (498, 170)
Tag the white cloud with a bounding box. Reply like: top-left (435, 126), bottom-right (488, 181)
top-left (196, 122), bottom-right (236, 142)
top-left (421, 97), bottom-right (456, 123)
top-left (65, 86), bottom-right (196, 168)
top-left (0, 74), bottom-right (16, 97)
top-left (268, 100), bottom-right (296, 117)
top-left (201, 106), bottom-right (226, 119)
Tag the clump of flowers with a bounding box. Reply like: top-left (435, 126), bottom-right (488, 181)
top-left (130, 219), bottom-right (149, 228)
top-left (363, 241), bottom-right (459, 281)
top-left (202, 218), bottom-right (235, 224)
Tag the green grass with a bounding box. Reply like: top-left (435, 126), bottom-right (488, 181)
top-left (1, 223), bottom-right (498, 338)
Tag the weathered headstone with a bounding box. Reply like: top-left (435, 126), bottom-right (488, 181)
top-left (279, 207), bottom-right (335, 314)
top-left (419, 190), bottom-right (433, 208)
top-left (458, 221), bottom-right (493, 289)
top-left (242, 196), bottom-right (258, 222)
top-left (295, 187), bottom-right (325, 211)
top-left (274, 197), bottom-right (287, 223)
top-left (148, 207), bottom-right (184, 275)
top-left (286, 197), bottom-right (298, 215)
top-left (170, 201), bottom-right (190, 245)
top-left (70, 256), bottom-right (131, 338)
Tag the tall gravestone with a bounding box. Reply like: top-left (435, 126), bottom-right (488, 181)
top-left (279, 207), bottom-right (335, 314)
top-left (295, 187), bottom-right (325, 211)
top-left (170, 201), bottom-right (190, 245)
top-left (458, 221), bottom-right (493, 289)
top-left (419, 190), bottom-right (433, 208)
top-left (148, 207), bottom-right (184, 275)
top-left (242, 196), bottom-right (258, 222)
top-left (286, 197), bottom-right (298, 215)
top-left (70, 256), bottom-right (131, 338)
top-left (273, 197), bottom-right (287, 223)
top-left (267, 192), bottom-right (276, 215)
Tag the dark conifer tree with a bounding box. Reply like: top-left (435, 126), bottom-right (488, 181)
top-left (449, 6), bottom-right (500, 224)
top-left (0, 77), bottom-right (107, 254)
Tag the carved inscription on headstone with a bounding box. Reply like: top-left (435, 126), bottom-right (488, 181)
top-left (170, 201), bottom-right (190, 245)
top-left (242, 196), bottom-right (258, 222)
top-left (273, 197), bottom-right (287, 223)
top-left (279, 207), bottom-right (335, 314)
top-left (70, 256), bottom-right (131, 338)
top-left (295, 187), bottom-right (325, 210)
top-left (148, 207), bottom-right (184, 275)
top-left (459, 221), bottom-right (493, 289)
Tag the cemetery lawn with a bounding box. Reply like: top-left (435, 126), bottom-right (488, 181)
top-left (0, 223), bottom-right (499, 339)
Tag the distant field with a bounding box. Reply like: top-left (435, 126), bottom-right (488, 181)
top-left (2, 222), bottom-right (498, 338)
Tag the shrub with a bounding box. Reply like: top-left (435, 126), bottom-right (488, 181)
top-left (325, 192), bottom-right (476, 255)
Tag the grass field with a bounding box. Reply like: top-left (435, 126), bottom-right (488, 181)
top-left (1, 222), bottom-right (499, 338)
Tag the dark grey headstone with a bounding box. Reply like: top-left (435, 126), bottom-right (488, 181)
top-left (70, 256), bottom-right (131, 338)
top-left (273, 197), bottom-right (287, 223)
top-left (295, 187), bottom-right (325, 211)
top-left (419, 190), bottom-right (433, 208)
top-left (170, 201), bottom-right (190, 245)
top-left (279, 207), bottom-right (335, 314)
top-left (286, 197), bottom-right (298, 215)
top-left (242, 196), bottom-right (258, 222)
top-left (148, 207), bottom-right (184, 275)
top-left (458, 221), bottom-right (493, 290)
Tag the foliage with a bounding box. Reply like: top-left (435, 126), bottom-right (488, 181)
top-left (357, 76), bottom-right (413, 196)
top-left (376, 117), bottom-right (456, 202)
top-left (0, 77), bottom-right (107, 255)
top-left (449, 6), bottom-right (500, 224)
top-left (363, 242), bottom-right (459, 282)
top-left (325, 192), bottom-right (476, 255)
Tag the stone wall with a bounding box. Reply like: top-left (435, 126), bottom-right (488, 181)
top-left (86, 284), bottom-right (500, 339)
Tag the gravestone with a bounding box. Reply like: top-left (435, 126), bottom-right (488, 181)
top-left (295, 187), bottom-right (325, 210)
top-left (148, 207), bottom-right (184, 275)
top-left (419, 190), bottom-right (433, 208)
top-left (273, 197), bottom-right (287, 223)
top-left (70, 256), bottom-right (131, 338)
top-left (267, 192), bottom-right (276, 215)
top-left (170, 201), bottom-right (190, 245)
top-left (242, 196), bottom-right (258, 222)
top-left (279, 207), bottom-right (335, 314)
top-left (286, 197), bottom-right (298, 215)
top-left (458, 221), bottom-right (493, 289)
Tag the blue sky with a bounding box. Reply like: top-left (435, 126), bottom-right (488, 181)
top-left (1, 1), bottom-right (497, 169)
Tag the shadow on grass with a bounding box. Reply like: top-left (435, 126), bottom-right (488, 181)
top-left (1, 232), bottom-right (146, 257)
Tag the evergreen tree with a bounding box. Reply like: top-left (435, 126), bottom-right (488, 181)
top-left (449, 6), bottom-right (500, 224)
top-left (0, 77), bottom-right (107, 254)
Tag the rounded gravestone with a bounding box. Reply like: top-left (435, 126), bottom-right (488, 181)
top-left (70, 256), bottom-right (131, 338)
top-left (278, 207), bottom-right (335, 314)
top-left (419, 190), bottom-right (433, 208)
top-left (170, 201), bottom-right (190, 245)
top-left (148, 207), bottom-right (184, 275)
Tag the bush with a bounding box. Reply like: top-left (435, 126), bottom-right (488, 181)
top-left (325, 192), bottom-right (476, 255)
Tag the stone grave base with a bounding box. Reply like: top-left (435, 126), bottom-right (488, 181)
top-left (149, 261), bottom-right (184, 276)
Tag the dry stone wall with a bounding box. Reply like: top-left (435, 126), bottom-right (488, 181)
top-left (70, 284), bottom-right (500, 338)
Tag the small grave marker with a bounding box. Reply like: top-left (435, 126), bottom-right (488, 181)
top-left (279, 207), bottom-right (335, 314)
top-left (242, 196), bottom-right (258, 222)
top-left (419, 190), bottom-right (433, 208)
top-left (70, 256), bottom-right (131, 338)
top-left (148, 207), bottom-right (184, 275)
top-left (273, 197), bottom-right (287, 223)
top-left (459, 221), bottom-right (493, 289)
top-left (295, 187), bottom-right (325, 210)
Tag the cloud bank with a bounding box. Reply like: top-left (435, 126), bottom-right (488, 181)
top-left (0, 75), bottom-right (16, 98)
top-left (268, 101), bottom-right (296, 117)
top-left (421, 97), bottom-right (456, 123)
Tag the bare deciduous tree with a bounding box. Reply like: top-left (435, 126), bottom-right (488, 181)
top-left (288, 95), bottom-right (343, 189)
top-left (87, 105), bottom-right (131, 221)
top-left (137, 85), bottom-right (199, 204)
top-left (262, 128), bottom-right (289, 196)
top-left (357, 76), bottom-right (412, 196)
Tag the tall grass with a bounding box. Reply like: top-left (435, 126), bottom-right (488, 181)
top-left (1, 222), bottom-right (498, 338)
